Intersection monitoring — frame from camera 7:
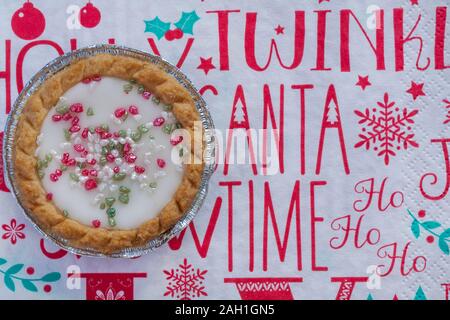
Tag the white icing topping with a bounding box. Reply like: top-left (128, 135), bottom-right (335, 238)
top-left (37, 77), bottom-right (184, 229)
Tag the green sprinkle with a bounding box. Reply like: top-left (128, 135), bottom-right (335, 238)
top-left (106, 207), bottom-right (116, 217)
top-left (163, 104), bottom-right (173, 111)
top-left (37, 170), bottom-right (45, 179)
top-left (69, 173), bottom-right (79, 182)
top-left (56, 105), bottom-right (68, 114)
top-left (101, 124), bottom-right (109, 132)
top-left (138, 124), bottom-right (149, 134)
top-left (119, 186), bottom-right (130, 194)
top-left (60, 165), bottom-right (68, 172)
top-left (123, 83), bottom-right (133, 93)
top-left (108, 217), bottom-right (117, 227)
top-left (45, 154), bottom-right (53, 162)
top-left (129, 79), bottom-right (137, 84)
top-left (62, 209), bottom-right (69, 217)
top-left (119, 129), bottom-right (127, 138)
top-left (64, 129), bottom-right (71, 141)
top-left (151, 96), bottom-right (160, 104)
top-left (175, 122), bottom-right (182, 129)
top-left (99, 202), bottom-right (106, 210)
top-left (99, 156), bottom-right (107, 166)
top-left (118, 193), bottom-right (129, 204)
top-left (149, 135), bottom-right (155, 140)
top-left (179, 148), bottom-right (184, 158)
top-left (137, 84), bottom-right (145, 94)
top-left (149, 182), bottom-right (157, 189)
top-left (131, 131), bottom-right (142, 142)
top-left (86, 107), bottom-right (94, 116)
top-left (105, 197), bottom-right (116, 208)
top-left (42, 159), bottom-right (49, 168)
top-left (89, 126), bottom-right (96, 134)
top-left (37, 159), bottom-right (45, 170)
top-left (113, 172), bottom-right (126, 181)
top-left (162, 123), bottom-right (173, 134)
top-left (77, 162), bottom-right (86, 169)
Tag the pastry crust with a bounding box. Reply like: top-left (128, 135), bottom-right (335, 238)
top-left (13, 54), bottom-right (204, 254)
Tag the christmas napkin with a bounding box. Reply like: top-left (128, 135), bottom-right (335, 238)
top-left (0, 0), bottom-right (449, 300)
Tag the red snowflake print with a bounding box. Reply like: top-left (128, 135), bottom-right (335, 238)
top-left (354, 93), bottom-right (419, 165)
top-left (443, 99), bottom-right (450, 124)
top-left (164, 258), bottom-right (207, 300)
top-left (2, 219), bottom-right (25, 245)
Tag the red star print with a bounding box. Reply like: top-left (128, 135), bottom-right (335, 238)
top-left (274, 25), bottom-right (284, 35)
top-left (356, 75), bottom-right (371, 91)
top-left (197, 57), bottom-right (215, 75)
top-left (406, 81), bottom-right (426, 100)
top-left (410, 0), bottom-right (419, 5)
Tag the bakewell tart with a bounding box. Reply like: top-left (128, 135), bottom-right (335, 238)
top-left (11, 53), bottom-right (205, 254)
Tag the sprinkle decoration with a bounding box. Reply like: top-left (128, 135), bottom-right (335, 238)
top-left (36, 80), bottom-right (180, 227)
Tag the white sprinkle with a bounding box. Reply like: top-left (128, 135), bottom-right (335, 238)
top-left (34, 147), bottom-right (41, 156)
top-left (74, 137), bottom-right (82, 145)
top-left (79, 176), bottom-right (88, 183)
top-left (86, 153), bottom-right (94, 162)
top-left (36, 133), bottom-right (44, 145)
top-left (114, 158), bottom-right (123, 166)
top-left (154, 170), bottom-right (167, 179)
top-left (133, 114), bottom-right (142, 121)
top-left (111, 150), bottom-right (119, 157)
top-left (130, 172), bottom-right (137, 180)
top-left (109, 184), bottom-right (118, 192)
top-left (92, 193), bottom-right (105, 205)
top-left (75, 157), bottom-right (85, 163)
top-left (88, 133), bottom-right (94, 142)
top-left (98, 183), bottom-right (107, 191)
top-left (144, 122), bottom-right (154, 129)
top-left (118, 138), bottom-right (126, 144)
top-left (99, 140), bottom-right (108, 147)
top-left (140, 183), bottom-right (147, 189)
top-left (138, 174), bottom-right (147, 182)
top-left (112, 118), bottom-right (122, 125)
top-left (59, 142), bottom-right (71, 149)
top-left (50, 149), bottom-right (58, 156)
top-left (94, 143), bottom-right (101, 153)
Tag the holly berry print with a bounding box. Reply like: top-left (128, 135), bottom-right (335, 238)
top-left (0, 258), bottom-right (60, 293)
top-left (408, 209), bottom-right (450, 255)
top-left (144, 11), bottom-right (200, 41)
top-left (354, 93), bottom-right (419, 165)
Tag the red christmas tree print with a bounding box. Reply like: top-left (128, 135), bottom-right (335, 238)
top-left (354, 93), bottom-right (419, 165)
top-left (164, 259), bottom-right (207, 300)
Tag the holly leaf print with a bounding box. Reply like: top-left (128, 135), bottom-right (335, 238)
top-left (21, 279), bottom-right (38, 292)
top-left (144, 16), bottom-right (171, 39)
top-left (41, 272), bottom-right (61, 282)
top-left (411, 220), bottom-right (420, 239)
top-left (6, 263), bottom-right (23, 275)
top-left (174, 11), bottom-right (200, 35)
top-left (441, 228), bottom-right (450, 239)
top-left (439, 236), bottom-right (450, 255)
top-left (0, 258), bottom-right (7, 266)
top-left (4, 274), bottom-right (15, 292)
top-left (422, 221), bottom-right (441, 229)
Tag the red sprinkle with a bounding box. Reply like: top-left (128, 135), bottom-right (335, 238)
top-left (92, 219), bottom-right (101, 228)
top-left (50, 173), bottom-right (59, 182)
top-left (62, 113), bottom-right (73, 121)
top-left (113, 131), bottom-right (121, 138)
top-left (114, 107), bottom-right (127, 118)
top-left (125, 153), bottom-right (137, 164)
top-left (88, 159), bottom-right (97, 165)
top-left (52, 114), bottom-right (62, 122)
top-left (74, 144), bottom-right (85, 152)
top-left (106, 153), bottom-right (115, 163)
top-left (69, 125), bottom-right (81, 133)
top-left (66, 159), bottom-right (76, 166)
top-left (82, 77), bottom-right (92, 84)
top-left (153, 117), bottom-right (165, 127)
top-left (81, 128), bottom-right (89, 139)
top-left (128, 105), bottom-right (139, 115)
top-left (142, 91), bottom-right (151, 99)
top-left (95, 127), bottom-right (103, 134)
top-left (81, 169), bottom-right (89, 176)
top-left (101, 132), bottom-right (112, 139)
top-left (84, 178), bottom-right (98, 191)
top-left (170, 136), bottom-right (184, 146)
top-left (135, 166), bottom-right (145, 174)
top-left (62, 153), bottom-right (70, 161)
top-left (123, 143), bottom-right (131, 154)
top-left (46, 193), bottom-right (53, 201)
top-left (70, 103), bottom-right (84, 113)
top-left (89, 169), bottom-right (98, 177)
top-left (92, 74), bottom-right (102, 81)
top-left (113, 166), bottom-right (120, 174)
top-left (157, 158), bottom-right (166, 168)
top-left (72, 116), bottom-right (79, 125)
top-left (55, 169), bottom-right (63, 176)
